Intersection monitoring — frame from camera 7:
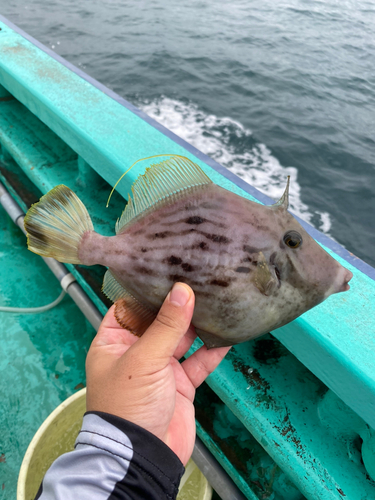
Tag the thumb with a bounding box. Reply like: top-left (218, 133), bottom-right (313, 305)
top-left (131, 283), bottom-right (195, 363)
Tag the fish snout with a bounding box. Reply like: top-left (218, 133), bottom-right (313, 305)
top-left (342, 268), bottom-right (353, 292)
top-left (335, 266), bottom-right (353, 293)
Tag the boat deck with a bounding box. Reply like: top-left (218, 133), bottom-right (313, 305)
top-left (0, 208), bottom-right (93, 497)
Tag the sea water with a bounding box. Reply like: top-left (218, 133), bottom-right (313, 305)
top-left (2, 0), bottom-right (375, 266)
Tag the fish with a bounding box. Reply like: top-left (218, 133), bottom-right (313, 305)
top-left (24, 156), bottom-right (353, 348)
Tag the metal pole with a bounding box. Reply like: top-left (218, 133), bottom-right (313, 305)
top-left (192, 435), bottom-right (248, 500)
top-left (0, 182), bottom-right (103, 330)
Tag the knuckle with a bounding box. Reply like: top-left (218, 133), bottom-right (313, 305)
top-left (155, 308), bottom-right (180, 331)
top-left (195, 358), bottom-right (210, 380)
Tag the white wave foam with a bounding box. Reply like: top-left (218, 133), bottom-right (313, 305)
top-left (140, 97), bottom-right (332, 234)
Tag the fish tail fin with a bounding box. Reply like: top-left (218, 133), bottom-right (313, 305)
top-left (24, 185), bottom-right (94, 264)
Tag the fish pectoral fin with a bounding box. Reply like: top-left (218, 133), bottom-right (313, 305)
top-left (252, 252), bottom-right (278, 296)
top-left (195, 328), bottom-right (233, 349)
top-left (102, 270), bottom-right (156, 336)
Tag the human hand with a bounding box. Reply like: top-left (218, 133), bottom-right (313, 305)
top-left (86, 283), bottom-right (231, 465)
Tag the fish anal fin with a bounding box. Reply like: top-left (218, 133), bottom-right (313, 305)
top-left (195, 328), bottom-right (233, 349)
top-left (116, 156), bottom-right (212, 234)
top-left (252, 252), bottom-right (278, 296)
top-left (115, 297), bottom-right (156, 337)
top-left (102, 270), bottom-right (156, 336)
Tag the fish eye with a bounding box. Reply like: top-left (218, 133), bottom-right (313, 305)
top-left (283, 230), bottom-right (302, 249)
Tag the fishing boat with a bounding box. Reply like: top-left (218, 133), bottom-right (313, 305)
top-left (1, 14), bottom-right (375, 500)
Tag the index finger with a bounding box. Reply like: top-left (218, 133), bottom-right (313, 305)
top-left (181, 344), bottom-right (231, 388)
top-left (174, 324), bottom-right (197, 360)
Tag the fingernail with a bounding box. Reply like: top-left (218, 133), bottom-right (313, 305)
top-left (170, 283), bottom-right (190, 307)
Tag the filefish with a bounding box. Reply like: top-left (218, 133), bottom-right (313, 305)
top-left (24, 156), bottom-right (352, 348)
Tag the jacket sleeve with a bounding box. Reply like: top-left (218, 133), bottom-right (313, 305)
top-left (35, 411), bottom-right (185, 500)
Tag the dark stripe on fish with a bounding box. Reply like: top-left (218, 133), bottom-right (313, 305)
top-left (168, 275), bottom-right (204, 287)
top-left (182, 263), bottom-right (194, 272)
top-left (159, 216), bottom-right (226, 228)
top-left (169, 274), bottom-right (187, 283)
top-left (153, 231), bottom-right (175, 239)
top-left (134, 266), bottom-right (157, 276)
top-left (235, 267), bottom-right (251, 273)
top-left (167, 256), bottom-right (182, 265)
top-left (148, 229), bottom-right (193, 240)
top-left (191, 241), bottom-right (209, 251)
top-left (194, 290), bottom-right (211, 298)
top-left (148, 229), bottom-right (231, 244)
top-left (210, 279), bottom-right (230, 287)
top-left (186, 216), bottom-right (205, 225)
top-left (243, 245), bottom-right (261, 254)
top-left (166, 257), bottom-right (197, 272)
top-left (140, 245), bottom-right (182, 252)
top-left (203, 232), bottom-right (230, 244)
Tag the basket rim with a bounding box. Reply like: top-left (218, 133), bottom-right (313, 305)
top-left (17, 387), bottom-right (86, 499)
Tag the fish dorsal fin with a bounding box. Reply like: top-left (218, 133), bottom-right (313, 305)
top-left (272, 176), bottom-right (290, 211)
top-left (115, 156), bottom-right (212, 234)
top-left (102, 270), bottom-right (156, 336)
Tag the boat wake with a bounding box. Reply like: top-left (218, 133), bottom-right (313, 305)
top-left (140, 97), bottom-right (332, 234)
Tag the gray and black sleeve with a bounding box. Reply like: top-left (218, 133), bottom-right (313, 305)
top-left (34, 411), bottom-right (185, 500)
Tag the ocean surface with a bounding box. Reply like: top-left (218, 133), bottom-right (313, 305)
top-left (2, 0), bottom-right (375, 267)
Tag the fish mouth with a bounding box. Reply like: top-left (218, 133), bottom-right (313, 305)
top-left (341, 269), bottom-right (353, 292)
top-left (337, 268), bottom-right (353, 293)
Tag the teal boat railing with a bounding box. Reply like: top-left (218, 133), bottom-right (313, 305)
top-left (1, 14), bottom-right (375, 500)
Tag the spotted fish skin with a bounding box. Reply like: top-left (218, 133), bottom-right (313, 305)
top-left (78, 182), bottom-right (352, 346)
top-left (24, 157), bottom-right (352, 348)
